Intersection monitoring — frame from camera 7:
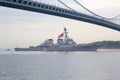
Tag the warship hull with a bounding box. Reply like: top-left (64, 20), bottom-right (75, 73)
top-left (15, 45), bottom-right (99, 51)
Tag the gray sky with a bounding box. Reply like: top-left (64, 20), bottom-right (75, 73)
top-left (0, 0), bottom-right (120, 48)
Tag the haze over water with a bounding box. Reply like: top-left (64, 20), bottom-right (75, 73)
top-left (0, 0), bottom-right (120, 80)
top-left (0, 50), bottom-right (120, 80)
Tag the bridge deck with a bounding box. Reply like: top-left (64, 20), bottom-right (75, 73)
top-left (0, 0), bottom-right (120, 31)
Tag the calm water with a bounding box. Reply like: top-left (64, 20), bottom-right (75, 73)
top-left (0, 49), bottom-right (120, 80)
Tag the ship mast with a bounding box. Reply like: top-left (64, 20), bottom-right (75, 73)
top-left (64, 27), bottom-right (68, 41)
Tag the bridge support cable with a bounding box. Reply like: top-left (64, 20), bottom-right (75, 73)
top-left (73, 0), bottom-right (120, 21)
top-left (57, 0), bottom-right (77, 12)
top-left (58, 0), bottom-right (113, 20)
top-left (110, 15), bottom-right (120, 20)
top-left (74, 0), bottom-right (104, 19)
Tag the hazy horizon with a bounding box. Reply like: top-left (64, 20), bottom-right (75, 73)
top-left (0, 0), bottom-right (120, 48)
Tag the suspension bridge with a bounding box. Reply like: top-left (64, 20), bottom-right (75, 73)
top-left (0, 0), bottom-right (120, 31)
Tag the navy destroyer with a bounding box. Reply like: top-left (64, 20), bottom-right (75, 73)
top-left (15, 28), bottom-right (99, 51)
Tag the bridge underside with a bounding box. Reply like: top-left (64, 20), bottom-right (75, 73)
top-left (0, 0), bottom-right (120, 31)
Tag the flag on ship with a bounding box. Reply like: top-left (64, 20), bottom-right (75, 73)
top-left (58, 33), bottom-right (64, 39)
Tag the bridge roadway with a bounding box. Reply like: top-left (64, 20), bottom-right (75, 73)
top-left (0, 0), bottom-right (120, 31)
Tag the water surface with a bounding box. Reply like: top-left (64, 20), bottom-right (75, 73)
top-left (0, 49), bottom-right (120, 80)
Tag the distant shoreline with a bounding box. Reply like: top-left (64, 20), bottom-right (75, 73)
top-left (79, 41), bottom-right (120, 49)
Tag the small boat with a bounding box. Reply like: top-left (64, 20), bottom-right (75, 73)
top-left (6, 49), bottom-right (10, 51)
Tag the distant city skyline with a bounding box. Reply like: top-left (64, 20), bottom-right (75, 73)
top-left (0, 0), bottom-right (120, 48)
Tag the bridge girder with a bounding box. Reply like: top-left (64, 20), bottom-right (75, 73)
top-left (0, 0), bottom-right (120, 31)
